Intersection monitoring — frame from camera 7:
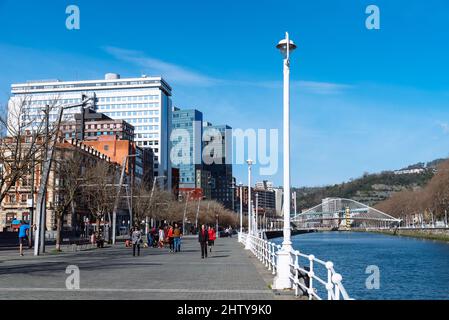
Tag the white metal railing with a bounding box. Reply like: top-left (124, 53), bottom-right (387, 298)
top-left (239, 232), bottom-right (352, 300)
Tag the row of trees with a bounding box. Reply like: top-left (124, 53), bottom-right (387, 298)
top-left (53, 150), bottom-right (237, 250)
top-left (375, 160), bottom-right (449, 223)
top-left (1, 96), bottom-right (238, 252)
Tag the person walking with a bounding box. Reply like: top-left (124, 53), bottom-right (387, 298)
top-left (131, 226), bottom-right (142, 257)
top-left (146, 227), bottom-right (153, 248)
top-left (18, 220), bottom-right (30, 256)
top-left (198, 224), bottom-right (209, 259)
top-left (158, 226), bottom-right (165, 248)
top-left (173, 223), bottom-right (182, 252)
top-left (167, 225), bottom-right (174, 252)
top-left (207, 225), bottom-right (216, 253)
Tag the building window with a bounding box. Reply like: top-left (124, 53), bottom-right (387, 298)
top-left (6, 213), bottom-right (15, 224)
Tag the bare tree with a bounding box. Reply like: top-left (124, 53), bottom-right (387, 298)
top-left (83, 160), bottom-right (118, 232)
top-left (375, 159), bottom-right (449, 225)
top-left (52, 148), bottom-right (86, 251)
top-left (0, 95), bottom-right (59, 204)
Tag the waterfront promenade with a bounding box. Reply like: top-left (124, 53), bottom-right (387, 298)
top-left (0, 236), bottom-right (279, 300)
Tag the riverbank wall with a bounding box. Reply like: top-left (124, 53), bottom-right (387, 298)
top-left (363, 228), bottom-right (449, 242)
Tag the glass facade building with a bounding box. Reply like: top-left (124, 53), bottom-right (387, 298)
top-left (171, 109), bottom-right (203, 188)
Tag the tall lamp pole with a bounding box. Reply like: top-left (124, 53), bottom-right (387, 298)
top-left (239, 182), bottom-right (243, 241)
top-left (146, 175), bottom-right (166, 235)
top-left (112, 154), bottom-right (138, 245)
top-left (273, 32), bottom-right (297, 289)
top-left (255, 193), bottom-right (259, 236)
top-left (182, 190), bottom-right (193, 235)
top-left (245, 159), bottom-right (253, 250)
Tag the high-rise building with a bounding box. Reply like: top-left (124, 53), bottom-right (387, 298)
top-left (203, 123), bottom-right (233, 209)
top-left (255, 180), bottom-right (274, 191)
top-left (237, 186), bottom-right (276, 218)
top-left (9, 73), bottom-right (172, 189)
top-left (171, 108), bottom-right (203, 189)
top-left (273, 188), bottom-right (283, 217)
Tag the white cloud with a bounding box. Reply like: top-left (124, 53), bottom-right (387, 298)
top-left (103, 46), bottom-right (352, 94)
top-left (103, 46), bottom-right (222, 86)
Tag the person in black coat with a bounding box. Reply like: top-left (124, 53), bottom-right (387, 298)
top-left (198, 224), bottom-right (209, 259)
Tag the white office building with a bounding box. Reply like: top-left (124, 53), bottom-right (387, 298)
top-left (8, 73), bottom-right (172, 189)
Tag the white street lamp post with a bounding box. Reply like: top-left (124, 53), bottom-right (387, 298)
top-left (239, 182), bottom-right (243, 241)
top-left (182, 191), bottom-right (192, 235)
top-left (245, 159), bottom-right (253, 250)
top-left (146, 176), bottom-right (166, 235)
top-left (255, 193), bottom-right (259, 237)
top-left (273, 32), bottom-right (297, 289)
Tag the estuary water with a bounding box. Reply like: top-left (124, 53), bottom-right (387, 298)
top-left (273, 232), bottom-right (449, 300)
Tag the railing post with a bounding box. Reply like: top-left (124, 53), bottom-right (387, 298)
top-left (332, 274), bottom-right (342, 300)
top-left (265, 241), bottom-right (269, 268)
top-left (272, 244), bottom-right (276, 275)
top-left (308, 255), bottom-right (315, 300)
top-left (325, 261), bottom-right (334, 300)
top-left (294, 252), bottom-right (299, 296)
top-left (260, 238), bottom-right (265, 265)
top-left (268, 242), bottom-right (272, 271)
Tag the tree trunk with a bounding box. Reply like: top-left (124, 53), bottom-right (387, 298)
top-left (71, 201), bottom-right (76, 236)
top-left (96, 216), bottom-right (101, 233)
top-left (55, 212), bottom-right (63, 251)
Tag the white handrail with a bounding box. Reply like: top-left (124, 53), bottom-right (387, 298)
top-left (238, 232), bottom-right (352, 300)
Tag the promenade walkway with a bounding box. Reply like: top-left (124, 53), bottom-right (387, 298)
top-left (0, 236), bottom-right (277, 300)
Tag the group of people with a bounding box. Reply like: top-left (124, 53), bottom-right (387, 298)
top-left (129, 223), bottom-right (183, 257)
top-left (129, 223), bottom-right (218, 260)
top-left (16, 219), bottom-right (220, 260)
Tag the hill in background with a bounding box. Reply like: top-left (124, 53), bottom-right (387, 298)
top-left (294, 158), bottom-right (447, 211)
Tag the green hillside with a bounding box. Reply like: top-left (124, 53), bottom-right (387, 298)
top-left (294, 167), bottom-right (437, 211)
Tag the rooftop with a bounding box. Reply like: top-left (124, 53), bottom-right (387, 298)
top-left (11, 73), bottom-right (172, 96)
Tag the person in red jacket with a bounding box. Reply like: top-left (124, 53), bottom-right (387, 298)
top-left (167, 225), bottom-right (174, 252)
top-left (207, 225), bottom-right (216, 253)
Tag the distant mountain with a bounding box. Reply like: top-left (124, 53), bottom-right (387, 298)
top-left (294, 158), bottom-right (446, 211)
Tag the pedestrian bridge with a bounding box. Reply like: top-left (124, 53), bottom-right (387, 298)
top-left (291, 198), bottom-right (401, 229)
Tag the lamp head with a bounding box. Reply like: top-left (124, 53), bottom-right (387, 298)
top-left (246, 159), bottom-right (253, 166)
top-left (276, 36), bottom-right (297, 59)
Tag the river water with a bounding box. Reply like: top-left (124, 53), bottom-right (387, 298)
top-left (273, 231), bottom-right (449, 300)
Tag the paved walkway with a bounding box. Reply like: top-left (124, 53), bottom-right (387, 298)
top-left (0, 236), bottom-right (277, 300)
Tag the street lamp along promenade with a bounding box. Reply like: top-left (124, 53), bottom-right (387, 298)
top-left (273, 32), bottom-right (297, 290)
top-left (245, 159), bottom-right (253, 250)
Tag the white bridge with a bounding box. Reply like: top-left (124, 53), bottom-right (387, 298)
top-left (292, 198), bottom-right (401, 229)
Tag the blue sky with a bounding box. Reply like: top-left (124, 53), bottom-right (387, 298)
top-left (1, 0), bottom-right (449, 187)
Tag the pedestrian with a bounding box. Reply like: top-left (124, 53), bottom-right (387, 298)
top-left (198, 224), bottom-right (209, 259)
top-left (131, 226), bottom-right (142, 256)
top-left (168, 224), bottom-right (174, 252)
top-left (147, 228), bottom-right (153, 248)
top-left (207, 225), bottom-right (216, 253)
top-left (151, 227), bottom-right (157, 247)
top-left (228, 226), bottom-right (233, 238)
top-left (18, 220), bottom-right (30, 256)
top-left (158, 226), bottom-right (165, 248)
top-left (173, 223), bottom-right (182, 252)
